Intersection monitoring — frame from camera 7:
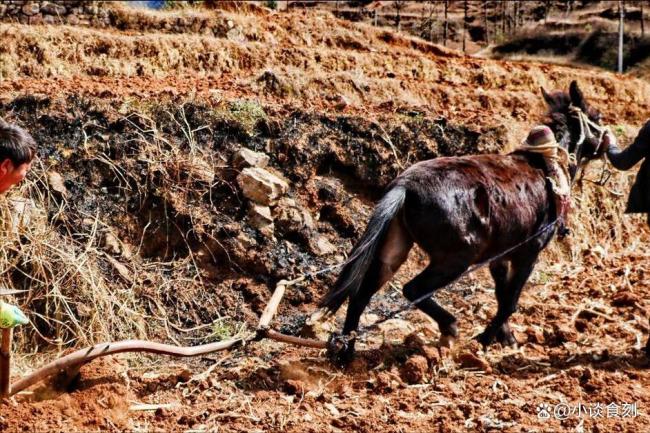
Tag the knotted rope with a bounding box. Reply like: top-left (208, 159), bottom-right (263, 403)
top-left (569, 105), bottom-right (609, 158)
top-left (516, 133), bottom-right (572, 197)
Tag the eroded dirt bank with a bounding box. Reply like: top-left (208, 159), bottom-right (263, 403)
top-left (0, 4), bottom-right (649, 433)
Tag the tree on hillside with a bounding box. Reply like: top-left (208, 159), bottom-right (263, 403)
top-left (544, 0), bottom-right (551, 23)
top-left (641, 0), bottom-right (645, 37)
top-left (393, 0), bottom-right (406, 32)
top-left (501, 0), bottom-right (506, 37)
top-left (426, 0), bottom-right (436, 42)
top-left (483, 0), bottom-right (490, 45)
top-left (619, 0), bottom-right (625, 73)
top-left (513, 0), bottom-right (519, 32)
top-left (463, 0), bottom-right (468, 52)
top-left (443, 0), bottom-right (449, 46)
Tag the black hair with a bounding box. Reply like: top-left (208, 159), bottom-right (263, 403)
top-left (0, 119), bottom-right (36, 165)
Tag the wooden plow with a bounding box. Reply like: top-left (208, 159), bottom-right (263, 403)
top-left (0, 276), bottom-right (327, 398)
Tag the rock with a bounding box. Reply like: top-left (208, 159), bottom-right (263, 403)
top-left (237, 167), bottom-right (288, 205)
top-left (376, 318), bottom-right (415, 339)
top-left (274, 197), bottom-right (314, 232)
top-left (403, 332), bottom-right (442, 365)
top-left (373, 371), bottom-right (395, 393)
top-left (421, 345), bottom-right (441, 366)
top-left (43, 14), bottom-right (56, 24)
top-left (456, 351), bottom-right (492, 373)
top-left (310, 235), bottom-right (336, 256)
top-left (41, 2), bottom-right (67, 15)
top-left (359, 313), bottom-right (380, 327)
top-left (248, 203), bottom-right (274, 237)
top-left (574, 318), bottom-right (588, 333)
top-left (315, 176), bottom-right (344, 202)
top-left (256, 70), bottom-right (291, 97)
top-left (404, 332), bottom-right (427, 350)
top-left (611, 290), bottom-right (639, 307)
top-left (177, 368), bottom-right (192, 383)
top-left (66, 14), bottom-right (79, 25)
top-left (401, 355), bottom-right (429, 384)
top-left (226, 27), bottom-right (246, 43)
top-left (236, 232), bottom-right (257, 248)
top-left (525, 326), bottom-right (545, 345)
top-left (190, 17), bottom-right (203, 32)
top-left (547, 324), bottom-right (578, 345)
top-left (29, 14), bottom-right (43, 25)
top-left (47, 171), bottom-right (68, 198)
top-left (283, 379), bottom-right (305, 395)
top-left (333, 94), bottom-right (349, 111)
top-left (232, 148), bottom-right (269, 169)
top-left (346, 357), bottom-right (369, 374)
top-left (102, 232), bottom-right (122, 255)
top-left (83, 2), bottom-right (99, 14)
top-left (7, 198), bottom-right (45, 231)
top-left (21, 2), bottom-right (40, 16)
top-left (0, 4), bottom-right (6, 16)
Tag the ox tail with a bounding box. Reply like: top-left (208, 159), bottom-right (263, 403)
top-left (316, 186), bottom-right (406, 317)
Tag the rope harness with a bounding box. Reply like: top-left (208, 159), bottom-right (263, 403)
top-left (307, 107), bottom-right (610, 359)
top-left (569, 105), bottom-right (614, 187)
top-left (570, 105), bottom-right (609, 159)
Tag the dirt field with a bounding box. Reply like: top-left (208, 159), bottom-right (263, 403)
top-left (1, 3), bottom-right (650, 433)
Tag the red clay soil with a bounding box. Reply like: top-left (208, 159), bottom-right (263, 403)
top-left (2, 6), bottom-right (650, 433)
top-left (2, 248), bottom-right (650, 433)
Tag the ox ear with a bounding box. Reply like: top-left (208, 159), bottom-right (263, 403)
top-left (541, 87), bottom-right (554, 107)
top-left (569, 80), bottom-right (586, 110)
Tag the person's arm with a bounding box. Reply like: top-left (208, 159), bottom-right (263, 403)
top-left (606, 121), bottom-right (650, 171)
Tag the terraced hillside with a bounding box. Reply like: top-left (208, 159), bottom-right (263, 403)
top-left (0, 3), bottom-right (649, 432)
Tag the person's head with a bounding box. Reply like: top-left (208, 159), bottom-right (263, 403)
top-left (0, 120), bottom-right (36, 194)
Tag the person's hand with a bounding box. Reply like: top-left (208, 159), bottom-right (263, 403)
top-left (600, 128), bottom-right (617, 152)
top-left (640, 120), bottom-right (650, 141)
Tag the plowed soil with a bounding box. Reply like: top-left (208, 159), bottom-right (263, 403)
top-left (1, 4), bottom-right (650, 433)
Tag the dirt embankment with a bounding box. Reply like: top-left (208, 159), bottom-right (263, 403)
top-left (0, 4), bottom-right (649, 433)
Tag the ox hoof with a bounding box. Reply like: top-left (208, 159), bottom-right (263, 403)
top-left (326, 333), bottom-right (356, 366)
top-left (476, 330), bottom-right (494, 347)
top-left (438, 334), bottom-right (456, 349)
top-left (495, 325), bottom-right (518, 348)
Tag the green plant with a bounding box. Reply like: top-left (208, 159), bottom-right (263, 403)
top-left (209, 320), bottom-right (234, 341)
top-left (613, 124), bottom-right (626, 136)
top-left (214, 99), bottom-right (268, 136)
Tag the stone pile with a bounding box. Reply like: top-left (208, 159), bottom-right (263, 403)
top-left (0, 1), bottom-right (110, 26)
top-left (234, 147), bottom-right (334, 256)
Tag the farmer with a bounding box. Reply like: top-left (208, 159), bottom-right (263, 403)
top-left (0, 120), bottom-right (35, 335)
top-left (0, 119), bottom-right (35, 193)
top-left (602, 120), bottom-right (650, 354)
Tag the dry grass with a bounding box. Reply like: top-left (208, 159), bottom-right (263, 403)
top-left (0, 164), bottom-right (145, 351)
top-left (0, 101), bottom-right (259, 369)
top-left (1, 8), bottom-right (647, 143)
top-left (0, 5), bottom-right (648, 377)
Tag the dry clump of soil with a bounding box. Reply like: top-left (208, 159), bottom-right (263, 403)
top-left (1, 4), bottom-right (650, 433)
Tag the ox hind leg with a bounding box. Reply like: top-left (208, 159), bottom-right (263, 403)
top-left (478, 247), bottom-right (540, 346)
top-left (402, 263), bottom-right (470, 347)
top-left (335, 219), bottom-right (412, 363)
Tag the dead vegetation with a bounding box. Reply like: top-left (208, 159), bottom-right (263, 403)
top-left (0, 3), bottom-right (649, 432)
